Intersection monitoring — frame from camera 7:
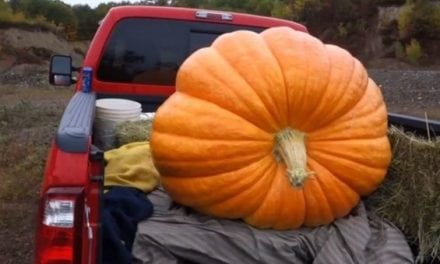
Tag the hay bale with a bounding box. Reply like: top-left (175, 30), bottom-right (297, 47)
top-left (114, 118), bottom-right (153, 147)
top-left (366, 126), bottom-right (440, 263)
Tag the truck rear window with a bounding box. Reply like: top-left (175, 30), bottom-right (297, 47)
top-left (97, 18), bottom-right (263, 86)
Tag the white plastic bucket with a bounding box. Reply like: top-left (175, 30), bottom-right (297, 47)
top-left (94, 98), bottom-right (142, 150)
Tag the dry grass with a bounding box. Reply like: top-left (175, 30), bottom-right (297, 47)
top-left (0, 85), bottom-right (71, 263)
top-left (367, 126), bottom-right (440, 263)
top-left (115, 118), bottom-right (154, 147)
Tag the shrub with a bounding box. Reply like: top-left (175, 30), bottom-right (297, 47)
top-left (0, 0), bottom-right (13, 22)
top-left (398, 0), bottom-right (440, 39)
top-left (376, 0), bottom-right (406, 6)
top-left (394, 41), bottom-right (406, 59)
top-left (337, 23), bottom-right (348, 38)
top-left (397, 1), bottom-right (415, 39)
top-left (405, 38), bottom-right (423, 64)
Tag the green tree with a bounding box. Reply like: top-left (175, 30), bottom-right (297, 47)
top-left (0, 0), bottom-right (13, 21)
top-left (157, 0), bottom-right (169, 5)
top-left (46, 1), bottom-right (78, 39)
top-left (246, 0), bottom-right (273, 16)
top-left (7, 0), bottom-right (24, 13)
top-left (174, 0), bottom-right (207, 8)
top-left (271, 0), bottom-right (293, 19)
top-left (95, 1), bottom-right (131, 19)
top-left (73, 4), bottom-right (100, 40)
top-left (398, 0), bottom-right (440, 40)
top-left (23, 0), bottom-right (48, 18)
top-left (18, 0), bottom-right (77, 39)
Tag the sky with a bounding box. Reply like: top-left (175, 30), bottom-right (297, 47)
top-left (61, 0), bottom-right (139, 8)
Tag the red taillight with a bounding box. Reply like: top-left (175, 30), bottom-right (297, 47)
top-left (35, 187), bottom-right (84, 264)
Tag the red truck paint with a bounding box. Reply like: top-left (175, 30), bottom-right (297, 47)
top-left (35, 6), bottom-right (307, 264)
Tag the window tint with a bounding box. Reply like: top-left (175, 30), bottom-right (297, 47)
top-left (97, 18), bottom-right (263, 85)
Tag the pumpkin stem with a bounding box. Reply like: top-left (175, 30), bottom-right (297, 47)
top-left (275, 128), bottom-right (311, 188)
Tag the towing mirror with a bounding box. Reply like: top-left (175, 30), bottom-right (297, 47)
top-left (49, 55), bottom-right (76, 86)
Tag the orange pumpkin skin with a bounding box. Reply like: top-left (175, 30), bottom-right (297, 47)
top-left (150, 27), bottom-right (391, 229)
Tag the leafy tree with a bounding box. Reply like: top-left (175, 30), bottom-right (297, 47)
top-left (252, 0), bottom-right (275, 16)
top-left (7, 0), bottom-right (24, 13)
top-left (95, 1), bottom-right (131, 19)
top-left (17, 0), bottom-right (77, 39)
top-left (174, 0), bottom-right (207, 8)
top-left (157, 0), bottom-right (169, 5)
top-left (73, 4), bottom-right (100, 40)
top-left (46, 1), bottom-right (76, 26)
top-left (0, 0), bottom-right (13, 21)
top-left (46, 1), bottom-right (78, 39)
top-left (22, 0), bottom-right (48, 18)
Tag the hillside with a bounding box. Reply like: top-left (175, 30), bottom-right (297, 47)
top-left (0, 27), bottom-right (88, 86)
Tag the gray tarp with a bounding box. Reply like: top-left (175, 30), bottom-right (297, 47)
top-left (133, 188), bottom-right (414, 264)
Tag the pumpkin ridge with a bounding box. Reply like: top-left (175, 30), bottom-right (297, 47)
top-left (156, 146), bottom-right (270, 165)
top-left (292, 36), bottom-right (310, 125)
top-left (154, 152), bottom-right (268, 176)
top-left (330, 58), bottom-right (369, 120)
top-left (194, 155), bottom-right (277, 212)
top-left (154, 130), bottom-right (271, 142)
top-left (178, 48), bottom-right (279, 132)
top-left (307, 150), bottom-right (387, 195)
top-left (162, 154), bottom-right (276, 209)
top-left (154, 92), bottom-right (273, 140)
top-left (308, 105), bottom-right (387, 141)
top-left (304, 46), bottom-right (362, 130)
top-left (287, 36), bottom-right (331, 127)
top-left (271, 164), bottom-right (291, 229)
top-left (310, 132), bottom-right (387, 142)
top-left (259, 28), bottom-right (333, 129)
top-left (298, 45), bottom-right (334, 131)
top-left (303, 176), bottom-right (335, 226)
top-left (211, 40), bottom-right (284, 131)
top-left (307, 157), bottom-right (359, 219)
top-left (260, 29), bottom-right (290, 123)
top-left (307, 137), bottom-right (391, 168)
top-left (244, 161), bottom-right (291, 228)
top-left (307, 80), bottom-right (387, 141)
top-left (275, 165), bottom-right (307, 229)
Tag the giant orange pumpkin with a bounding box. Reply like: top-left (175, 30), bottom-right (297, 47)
top-left (150, 27), bottom-right (391, 229)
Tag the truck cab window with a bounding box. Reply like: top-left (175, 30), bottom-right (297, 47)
top-left (97, 18), bottom-right (263, 86)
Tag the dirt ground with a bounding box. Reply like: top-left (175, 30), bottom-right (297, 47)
top-left (0, 83), bottom-right (72, 264)
top-left (369, 69), bottom-right (440, 121)
top-left (0, 61), bottom-right (439, 263)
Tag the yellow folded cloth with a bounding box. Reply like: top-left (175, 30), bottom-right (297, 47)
top-left (104, 141), bottom-right (160, 193)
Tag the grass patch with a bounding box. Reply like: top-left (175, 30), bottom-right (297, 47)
top-left (0, 85), bottom-right (71, 263)
top-left (0, 87), bottom-right (71, 201)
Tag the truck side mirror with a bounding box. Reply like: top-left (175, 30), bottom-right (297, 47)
top-left (49, 55), bottom-right (77, 86)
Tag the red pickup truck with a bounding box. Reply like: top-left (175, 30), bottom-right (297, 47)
top-left (36, 5), bottom-right (440, 264)
top-left (35, 6), bottom-right (308, 264)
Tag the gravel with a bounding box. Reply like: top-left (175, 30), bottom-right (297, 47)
top-left (0, 63), bottom-right (49, 88)
top-left (369, 70), bottom-right (440, 120)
